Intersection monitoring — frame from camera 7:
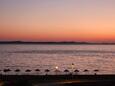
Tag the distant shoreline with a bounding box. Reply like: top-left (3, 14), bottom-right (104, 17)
top-left (0, 41), bottom-right (115, 45)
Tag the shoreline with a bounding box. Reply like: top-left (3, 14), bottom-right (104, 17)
top-left (1, 75), bottom-right (115, 86)
top-left (1, 75), bottom-right (115, 81)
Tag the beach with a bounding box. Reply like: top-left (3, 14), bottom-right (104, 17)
top-left (1, 0), bottom-right (115, 85)
top-left (1, 75), bottom-right (115, 86)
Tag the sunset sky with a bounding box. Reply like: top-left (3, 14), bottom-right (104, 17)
top-left (0, 0), bottom-right (115, 42)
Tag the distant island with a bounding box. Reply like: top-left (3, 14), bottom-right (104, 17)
top-left (0, 41), bottom-right (115, 45)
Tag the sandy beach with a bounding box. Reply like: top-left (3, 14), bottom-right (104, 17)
top-left (0, 75), bottom-right (115, 86)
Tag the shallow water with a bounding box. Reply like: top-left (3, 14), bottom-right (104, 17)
top-left (0, 44), bottom-right (115, 75)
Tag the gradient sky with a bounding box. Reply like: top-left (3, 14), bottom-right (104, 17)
top-left (0, 0), bottom-right (115, 42)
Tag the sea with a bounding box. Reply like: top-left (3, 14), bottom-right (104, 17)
top-left (0, 44), bottom-right (115, 75)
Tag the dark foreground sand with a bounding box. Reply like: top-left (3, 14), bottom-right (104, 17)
top-left (0, 75), bottom-right (115, 86)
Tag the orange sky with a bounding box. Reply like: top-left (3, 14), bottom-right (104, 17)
top-left (0, 0), bottom-right (115, 42)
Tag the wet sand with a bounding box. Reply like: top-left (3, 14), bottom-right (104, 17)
top-left (0, 75), bottom-right (115, 86)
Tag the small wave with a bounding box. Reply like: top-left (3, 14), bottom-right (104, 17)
top-left (8, 50), bottom-right (115, 54)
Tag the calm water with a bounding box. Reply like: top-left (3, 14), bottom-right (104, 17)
top-left (0, 44), bottom-right (115, 75)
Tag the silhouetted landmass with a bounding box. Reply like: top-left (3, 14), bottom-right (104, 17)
top-left (0, 41), bottom-right (115, 45)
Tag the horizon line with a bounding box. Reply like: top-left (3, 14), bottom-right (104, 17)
top-left (0, 41), bottom-right (115, 44)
